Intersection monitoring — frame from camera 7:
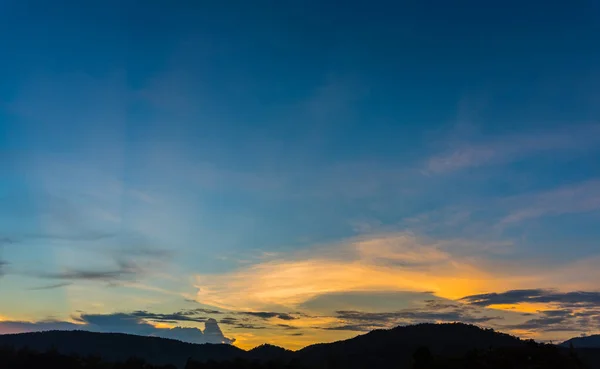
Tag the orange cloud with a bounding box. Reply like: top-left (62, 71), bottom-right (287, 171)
top-left (194, 234), bottom-right (519, 311)
top-left (191, 232), bottom-right (600, 347)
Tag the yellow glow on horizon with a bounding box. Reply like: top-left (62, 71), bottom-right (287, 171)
top-left (230, 328), bottom-right (357, 351)
top-left (509, 329), bottom-right (540, 338)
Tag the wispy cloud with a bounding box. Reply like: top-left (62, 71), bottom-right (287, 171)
top-left (240, 312), bottom-right (297, 321)
top-left (463, 289), bottom-right (600, 336)
top-left (0, 238), bottom-right (13, 277)
top-left (427, 124), bottom-right (600, 174)
top-left (504, 313), bottom-right (593, 333)
top-left (500, 179), bottom-right (600, 224)
top-left (40, 261), bottom-right (140, 283)
top-left (29, 243), bottom-right (174, 285)
top-left (0, 260), bottom-right (8, 278)
top-left (28, 282), bottom-right (72, 291)
top-left (460, 288), bottom-right (600, 337)
top-left (128, 310), bottom-right (210, 324)
top-left (327, 309), bottom-right (500, 332)
top-left (461, 289), bottom-right (600, 307)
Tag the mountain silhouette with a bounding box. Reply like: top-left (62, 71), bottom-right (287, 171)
top-left (562, 334), bottom-right (600, 348)
top-left (1, 323), bottom-right (599, 368)
top-left (247, 343), bottom-right (292, 361)
top-left (295, 323), bottom-right (524, 368)
top-left (0, 330), bottom-right (244, 368)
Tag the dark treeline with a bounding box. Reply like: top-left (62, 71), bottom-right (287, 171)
top-left (185, 341), bottom-right (587, 369)
top-left (0, 346), bottom-right (176, 369)
top-left (0, 341), bottom-right (590, 369)
top-left (2, 324), bottom-right (600, 368)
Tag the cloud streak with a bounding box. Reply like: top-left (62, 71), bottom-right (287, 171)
top-left (427, 124), bottom-right (600, 174)
top-left (0, 260), bottom-right (7, 278)
top-left (28, 282), bottom-right (72, 291)
top-left (241, 312), bottom-right (297, 321)
top-left (461, 289), bottom-right (600, 307)
top-left (39, 260), bottom-right (140, 283)
top-left (500, 179), bottom-right (600, 224)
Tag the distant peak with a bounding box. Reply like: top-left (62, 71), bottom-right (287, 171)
top-left (249, 343), bottom-right (289, 354)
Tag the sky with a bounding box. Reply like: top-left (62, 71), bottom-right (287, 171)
top-left (1, 0), bottom-right (600, 350)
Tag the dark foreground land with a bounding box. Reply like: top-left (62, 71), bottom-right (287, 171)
top-left (2, 323), bottom-right (600, 368)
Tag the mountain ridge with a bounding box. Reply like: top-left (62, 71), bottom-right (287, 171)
top-left (561, 334), bottom-right (600, 348)
top-left (2, 323), bottom-right (599, 368)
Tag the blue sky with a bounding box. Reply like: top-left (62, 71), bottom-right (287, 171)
top-left (1, 0), bottom-right (600, 349)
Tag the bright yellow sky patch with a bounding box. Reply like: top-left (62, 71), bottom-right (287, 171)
top-left (487, 302), bottom-right (557, 314)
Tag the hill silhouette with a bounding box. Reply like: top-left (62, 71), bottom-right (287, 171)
top-left (296, 323), bottom-right (525, 368)
top-left (1, 323), bottom-right (599, 368)
top-left (0, 330), bottom-right (244, 368)
top-left (247, 343), bottom-right (292, 361)
top-left (562, 334), bottom-right (600, 348)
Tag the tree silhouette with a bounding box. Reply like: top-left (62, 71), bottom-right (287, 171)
top-left (412, 346), bottom-right (431, 369)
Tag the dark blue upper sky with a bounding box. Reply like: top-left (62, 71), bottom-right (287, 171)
top-left (1, 0), bottom-right (600, 348)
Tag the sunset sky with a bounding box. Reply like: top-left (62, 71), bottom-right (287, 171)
top-left (1, 0), bottom-right (600, 350)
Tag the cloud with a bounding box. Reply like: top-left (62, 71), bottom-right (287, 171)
top-left (76, 313), bottom-right (156, 335)
top-left (204, 318), bottom-right (233, 343)
top-left (423, 300), bottom-right (461, 310)
top-left (193, 233), bottom-right (512, 311)
top-left (0, 312), bottom-right (234, 345)
top-left (0, 307), bottom-right (309, 343)
top-left (0, 237), bottom-right (14, 244)
top-left (500, 179), bottom-right (600, 224)
top-left (0, 260), bottom-right (7, 278)
top-left (334, 310), bottom-right (499, 324)
top-left (460, 288), bottom-right (600, 337)
top-left (505, 316), bottom-right (574, 331)
top-left (0, 154), bottom-right (176, 286)
top-left (299, 291), bottom-right (443, 314)
top-left (219, 317), bottom-right (239, 325)
top-left (80, 313), bottom-right (235, 344)
top-left (321, 304), bottom-right (501, 332)
top-left (30, 242), bottom-right (174, 284)
top-left (128, 310), bottom-right (209, 324)
top-left (124, 308), bottom-right (300, 325)
top-left (426, 124), bottom-right (600, 174)
top-left (0, 237), bottom-right (11, 277)
top-left (321, 324), bottom-right (378, 332)
top-left (190, 232), bottom-right (600, 340)
top-left (241, 312), bottom-right (297, 321)
top-left (193, 308), bottom-right (223, 314)
top-left (461, 289), bottom-right (600, 307)
top-left (39, 260), bottom-right (140, 283)
top-left (28, 282), bottom-right (72, 291)
top-left (276, 324), bottom-right (299, 330)
top-left (233, 324), bottom-right (267, 330)
top-left (502, 309), bottom-right (600, 334)
top-left (21, 232), bottom-right (117, 242)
